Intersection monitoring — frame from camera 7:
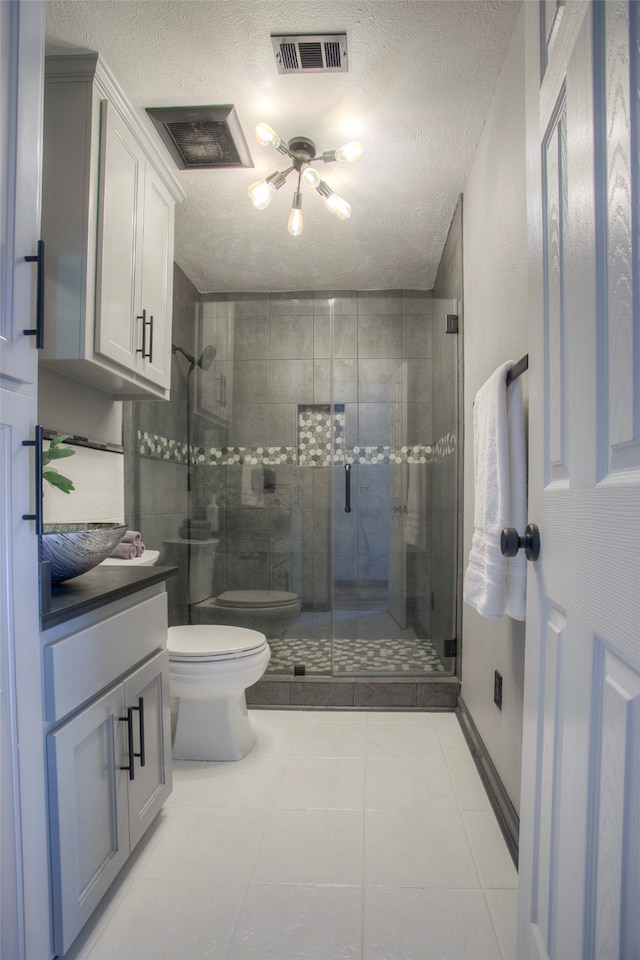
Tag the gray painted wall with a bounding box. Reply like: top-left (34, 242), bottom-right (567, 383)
top-left (459, 8), bottom-right (527, 813)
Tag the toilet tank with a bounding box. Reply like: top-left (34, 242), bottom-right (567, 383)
top-left (161, 538), bottom-right (219, 605)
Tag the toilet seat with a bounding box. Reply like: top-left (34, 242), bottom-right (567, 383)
top-left (189, 591), bottom-right (301, 640)
top-left (168, 625), bottom-right (268, 662)
top-left (214, 590), bottom-right (298, 609)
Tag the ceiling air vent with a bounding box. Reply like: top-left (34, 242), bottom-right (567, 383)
top-left (271, 33), bottom-right (348, 74)
top-left (145, 105), bottom-right (253, 170)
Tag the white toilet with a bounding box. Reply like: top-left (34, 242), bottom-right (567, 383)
top-left (168, 624), bottom-right (270, 761)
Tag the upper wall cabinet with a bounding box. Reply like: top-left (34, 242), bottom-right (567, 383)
top-left (40, 54), bottom-right (185, 400)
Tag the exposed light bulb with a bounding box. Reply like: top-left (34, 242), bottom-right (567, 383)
top-left (288, 207), bottom-right (303, 236)
top-left (323, 192), bottom-right (352, 220)
top-left (288, 189), bottom-right (303, 236)
top-left (335, 141), bottom-right (363, 163)
top-left (248, 178), bottom-right (276, 210)
top-left (254, 122), bottom-right (281, 149)
top-left (302, 167), bottom-right (321, 188)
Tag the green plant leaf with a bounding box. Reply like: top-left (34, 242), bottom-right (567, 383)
top-left (42, 436), bottom-right (76, 493)
top-left (43, 466), bottom-right (75, 494)
top-left (44, 446), bottom-right (75, 462)
top-left (43, 435), bottom-right (76, 463)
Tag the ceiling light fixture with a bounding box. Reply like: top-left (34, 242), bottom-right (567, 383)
top-left (247, 123), bottom-right (362, 236)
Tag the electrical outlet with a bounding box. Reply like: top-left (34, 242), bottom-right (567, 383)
top-left (494, 670), bottom-right (503, 709)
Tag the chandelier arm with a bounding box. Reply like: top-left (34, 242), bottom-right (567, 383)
top-left (276, 142), bottom-right (298, 161)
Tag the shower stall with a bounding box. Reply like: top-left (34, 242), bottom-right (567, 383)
top-left (126, 284), bottom-right (459, 704)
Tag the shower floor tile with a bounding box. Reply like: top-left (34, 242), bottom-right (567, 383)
top-left (266, 635), bottom-right (445, 675)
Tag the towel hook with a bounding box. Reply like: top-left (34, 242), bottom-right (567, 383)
top-left (500, 524), bottom-right (540, 561)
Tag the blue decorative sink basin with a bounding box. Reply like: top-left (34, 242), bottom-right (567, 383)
top-left (42, 522), bottom-right (127, 583)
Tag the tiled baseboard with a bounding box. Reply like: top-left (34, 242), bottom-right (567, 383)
top-left (247, 675), bottom-right (460, 710)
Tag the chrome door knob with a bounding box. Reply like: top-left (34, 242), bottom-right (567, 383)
top-left (500, 524), bottom-right (540, 561)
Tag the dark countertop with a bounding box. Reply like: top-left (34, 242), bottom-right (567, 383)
top-left (41, 564), bottom-right (177, 631)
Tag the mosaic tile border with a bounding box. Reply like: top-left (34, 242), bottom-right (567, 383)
top-left (138, 432), bottom-right (189, 462)
top-left (137, 429), bottom-right (455, 467)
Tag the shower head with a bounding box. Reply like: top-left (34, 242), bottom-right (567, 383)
top-left (198, 344), bottom-right (217, 371)
top-left (172, 343), bottom-right (217, 371)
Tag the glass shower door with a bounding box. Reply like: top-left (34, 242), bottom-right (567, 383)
top-left (330, 295), bottom-right (456, 676)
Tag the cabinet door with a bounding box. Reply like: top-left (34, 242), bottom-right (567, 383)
top-left (1, 5), bottom-right (51, 960)
top-left (137, 164), bottom-right (174, 389)
top-left (95, 99), bottom-right (145, 373)
top-left (123, 650), bottom-right (173, 850)
top-left (0, 0), bottom-right (44, 377)
top-left (47, 682), bottom-right (129, 957)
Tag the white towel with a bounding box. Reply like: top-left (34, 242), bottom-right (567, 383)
top-left (404, 464), bottom-right (427, 548)
top-left (505, 377), bottom-right (527, 619)
top-left (463, 361), bottom-right (527, 620)
top-left (241, 460), bottom-right (264, 507)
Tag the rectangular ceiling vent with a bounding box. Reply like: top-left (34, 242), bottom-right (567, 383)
top-left (271, 34), bottom-right (348, 74)
top-left (145, 105), bottom-right (253, 170)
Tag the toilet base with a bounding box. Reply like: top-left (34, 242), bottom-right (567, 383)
top-left (172, 691), bottom-right (255, 761)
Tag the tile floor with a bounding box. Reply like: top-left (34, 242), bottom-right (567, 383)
top-left (61, 710), bottom-right (518, 960)
top-left (266, 636), bottom-right (445, 675)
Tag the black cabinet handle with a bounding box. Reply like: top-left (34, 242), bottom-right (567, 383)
top-left (23, 240), bottom-right (45, 349)
top-left (344, 463), bottom-right (351, 513)
top-left (500, 524), bottom-right (540, 561)
top-left (22, 424), bottom-right (43, 536)
top-left (119, 708), bottom-right (135, 780)
top-left (136, 310), bottom-right (153, 361)
top-left (133, 696), bottom-right (145, 767)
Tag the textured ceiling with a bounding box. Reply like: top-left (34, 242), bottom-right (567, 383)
top-left (45, 0), bottom-right (520, 294)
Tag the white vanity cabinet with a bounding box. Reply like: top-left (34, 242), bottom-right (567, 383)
top-left (41, 54), bottom-right (184, 400)
top-left (44, 588), bottom-right (173, 956)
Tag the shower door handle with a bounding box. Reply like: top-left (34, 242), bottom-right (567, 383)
top-left (344, 463), bottom-right (351, 513)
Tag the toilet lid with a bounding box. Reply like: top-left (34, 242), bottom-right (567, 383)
top-left (168, 625), bottom-right (268, 661)
top-left (215, 590), bottom-right (298, 609)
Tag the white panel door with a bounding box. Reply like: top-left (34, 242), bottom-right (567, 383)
top-left (520, 3), bottom-right (640, 958)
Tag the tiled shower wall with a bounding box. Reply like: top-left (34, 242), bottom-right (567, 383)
top-left (196, 289), bottom-right (435, 629)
